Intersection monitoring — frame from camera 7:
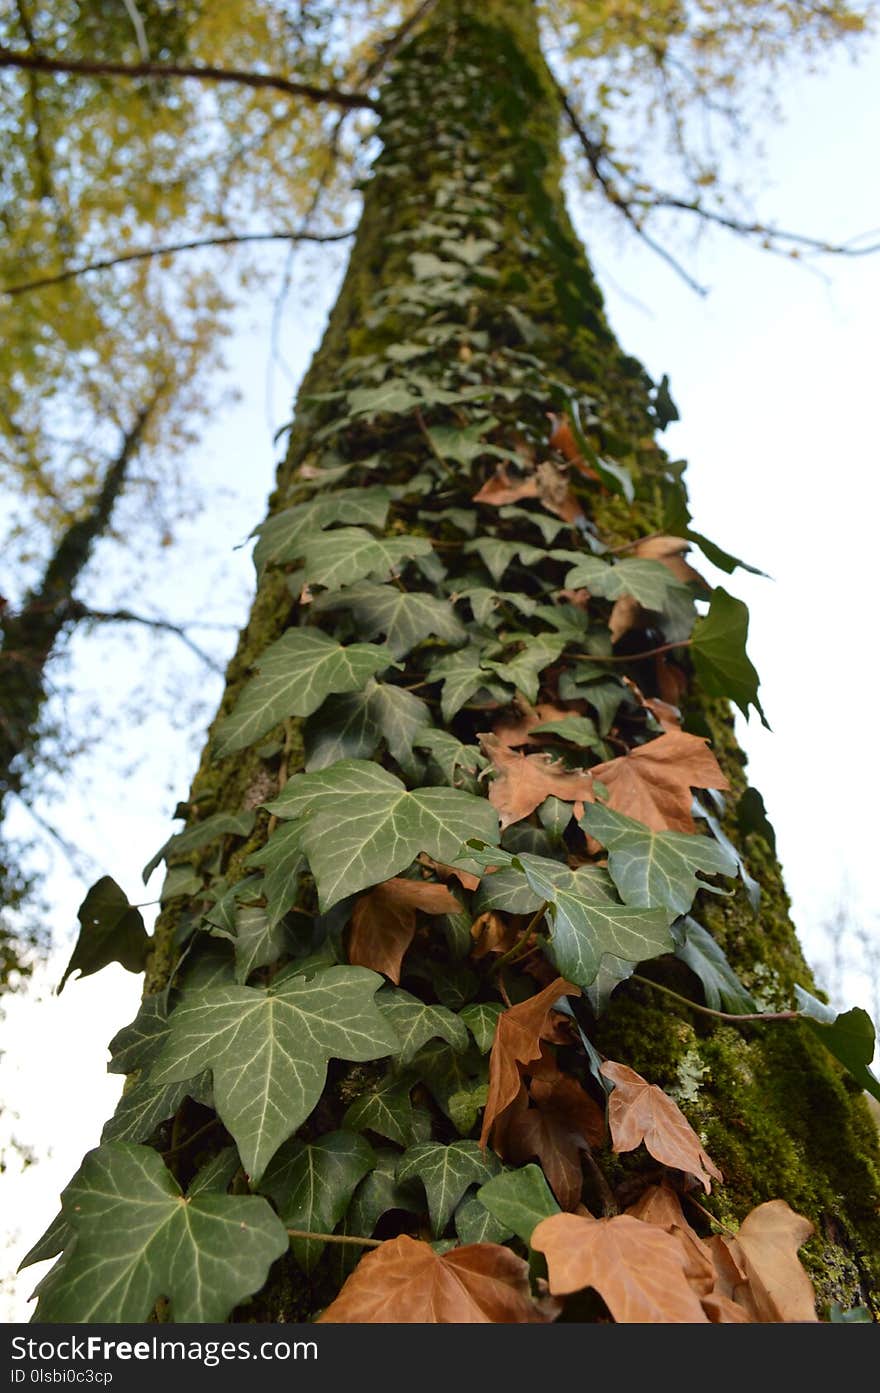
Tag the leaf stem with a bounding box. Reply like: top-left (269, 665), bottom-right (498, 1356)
top-left (286, 1228), bottom-right (383, 1248)
top-left (491, 902), bottom-right (548, 974)
top-left (572, 639), bottom-right (691, 664)
top-left (683, 1195), bottom-right (738, 1237)
top-left (631, 974), bottom-right (800, 1024)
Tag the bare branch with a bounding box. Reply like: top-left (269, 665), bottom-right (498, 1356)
top-left (629, 195), bottom-right (880, 258)
top-left (552, 77), bottom-right (708, 296)
top-left (2, 227), bottom-right (356, 297)
top-left (0, 46), bottom-right (380, 112)
top-left (67, 604), bottom-right (228, 675)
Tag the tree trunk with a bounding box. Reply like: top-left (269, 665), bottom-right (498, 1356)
top-left (52, 0), bottom-right (879, 1321)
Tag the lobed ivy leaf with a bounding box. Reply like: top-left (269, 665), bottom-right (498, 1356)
top-left (551, 552), bottom-right (687, 612)
top-left (794, 987), bottom-right (880, 1103)
top-left (244, 821), bottom-right (307, 928)
top-left (674, 917), bottom-right (758, 1015)
top-left (265, 760), bottom-right (499, 910)
top-left (59, 877), bottom-right (150, 992)
top-left (454, 1191), bottom-right (513, 1245)
top-left (299, 527), bottom-right (433, 589)
top-left (465, 537), bottom-right (545, 584)
top-left (143, 810), bottom-right (256, 883)
top-left (32, 1144), bottom-right (287, 1323)
top-left (102, 995), bottom-right (212, 1146)
top-left (314, 581), bottom-right (467, 659)
top-left (483, 633), bottom-right (566, 704)
top-left (213, 630), bottom-right (392, 757)
top-left (152, 965), bottom-right (399, 1182)
top-left (303, 679), bottom-right (430, 773)
top-left (343, 1076), bottom-right (422, 1147)
top-left (459, 1001), bottom-right (505, 1053)
top-left (376, 986), bottom-right (469, 1064)
top-left (397, 1141), bottom-right (500, 1235)
top-left (581, 803), bottom-right (737, 916)
top-left (252, 487), bottom-right (392, 575)
top-left (476, 1165), bottom-right (560, 1246)
top-left (259, 1131), bottom-right (376, 1272)
top-left (690, 587), bottom-right (768, 725)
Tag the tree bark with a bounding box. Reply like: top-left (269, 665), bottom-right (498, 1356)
top-left (0, 397), bottom-right (156, 810)
top-left (77, 0), bottom-right (880, 1319)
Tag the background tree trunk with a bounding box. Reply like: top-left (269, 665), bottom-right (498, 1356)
top-left (126, 0), bottom-right (880, 1318)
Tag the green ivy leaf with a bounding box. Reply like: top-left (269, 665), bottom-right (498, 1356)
top-left (143, 810), bottom-right (256, 883)
top-left (551, 552), bottom-right (686, 611)
top-left (691, 587), bottom-right (768, 725)
top-left (252, 487), bottom-right (392, 575)
top-left (343, 1076), bottom-right (421, 1147)
top-left (459, 1002), bottom-right (505, 1052)
top-left (347, 380), bottom-right (423, 418)
top-left (299, 527), bottom-right (433, 589)
top-left (427, 645), bottom-right (494, 721)
top-left (376, 986), bottom-right (469, 1064)
top-left (259, 1131), bottom-right (376, 1272)
top-left (674, 918), bottom-right (758, 1014)
top-left (102, 996), bottom-right (213, 1146)
top-left (454, 1191), bottom-right (512, 1245)
top-left (476, 1165), bottom-right (560, 1245)
top-left (244, 821), bottom-right (307, 927)
top-left (794, 987), bottom-right (880, 1103)
top-left (483, 633), bottom-right (566, 704)
top-left (414, 728), bottom-right (486, 789)
top-left (59, 877), bottom-right (150, 992)
top-left (152, 965), bottom-right (399, 1181)
top-left (303, 680), bottom-right (430, 773)
top-left (530, 715), bottom-right (604, 749)
top-left (397, 1141), bottom-right (499, 1234)
top-left (581, 804), bottom-right (737, 916)
top-left (213, 630), bottom-right (392, 757)
top-left (465, 537), bottom-right (545, 584)
top-left (32, 1144), bottom-right (287, 1323)
top-left (314, 581), bottom-right (467, 659)
top-left (468, 845), bottom-right (674, 989)
top-left (265, 760), bottom-right (499, 910)
top-left (187, 1147), bottom-right (241, 1197)
top-left (426, 416), bottom-right (501, 466)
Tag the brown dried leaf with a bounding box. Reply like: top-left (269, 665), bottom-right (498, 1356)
top-left (608, 592), bottom-right (644, 644)
top-left (601, 1061), bottom-right (723, 1193)
top-left (490, 703), bottom-right (575, 750)
top-left (480, 733), bottom-right (595, 829)
top-left (547, 412), bottom-right (600, 481)
top-left (419, 853), bottom-right (480, 893)
top-left (655, 654), bottom-right (688, 707)
top-left (726, 1200), bottom-right (817, 1322)
top-left (631, 535), bottom-right (707, 589)
top-left (318, 1234), bottom-right (556, 1324)
top-left (470, 910), bottom-right (520, 959)
top-left (531, 1212), bottom-right (710, 1322)
top-left (626, 1185), bottom-right (716, 1297)
top-left (501, 1072), bottom-right (606, 1210)
top-left (535, 460), bottom-right (583, 522)
top-left (589, 730), bottom-right (729, 833)
top-left (480, 978), bottom-right (580, 1148)
top-left (622, 677), bottom-right (682, 733)
top-left (348, 877), bottom-right (462, 984)
top-left (473, 466), bottom-right (539, 507)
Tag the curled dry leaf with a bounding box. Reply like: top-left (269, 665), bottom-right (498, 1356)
top-left (470, 909), bottom-right (520, 959)
top-left (499, 1070), bottom-right (606, 1210)
top-left (622, 677), bottom-right (681, 733)
top-left (655, 654), bottom-right (688, 708)
top-left (490, 703), bottom-right (575, 750)
top-left (535, 460), bottom-right (583, 522)
top-left (479, 732), bottom-right (595, 829)
top-left (481, 977), bottom-right (581, 1148)
top-left (589, 730), bottom-right (728, 833)
top-left (419, 852), bottom-right (480, 893)
top-left (532, 1211), bottom-right (710, 1322)
top-left (318, 1233), bottom-right (557, 1323)
top-left (473, 466), bottom-right (539, 507)
top-left (723, 1200), bottom-right (817, 1322)
top-left (547, 412), bottom-right (600, 481)
top-left (601, 1060), bottom-right (723, 1193)
top-left (631, 535), bottom-right (707, 588)
top-left (348, 877), bottom-right (462, 983)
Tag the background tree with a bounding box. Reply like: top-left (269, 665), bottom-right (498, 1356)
top-left (5, 0), bottom-right (879, 1323)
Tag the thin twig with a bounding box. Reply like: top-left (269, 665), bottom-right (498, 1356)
top-left (286, 1228), bottom-right (383, 1249)
top-left (2, 228), bottom-right (356, 296)
top-left (684, 1194), bottom-right (738, 1237)
top-left (0, 46), bottom-right (379, 111)
top-left (491, 903), bottom-right (549, 975)
top-left (70, 604), bottom-right (227, 675)
top-left (573, 639), bottom-right (691, 664)
top-left (631, 974), bottom-right (800, 1025)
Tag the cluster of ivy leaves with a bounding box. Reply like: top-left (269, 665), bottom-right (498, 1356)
top-left (25, 17), bottom-right (879, 1324)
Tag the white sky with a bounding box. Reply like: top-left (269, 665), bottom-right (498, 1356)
top-left (2, 32), bottom-right (879, 1321)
